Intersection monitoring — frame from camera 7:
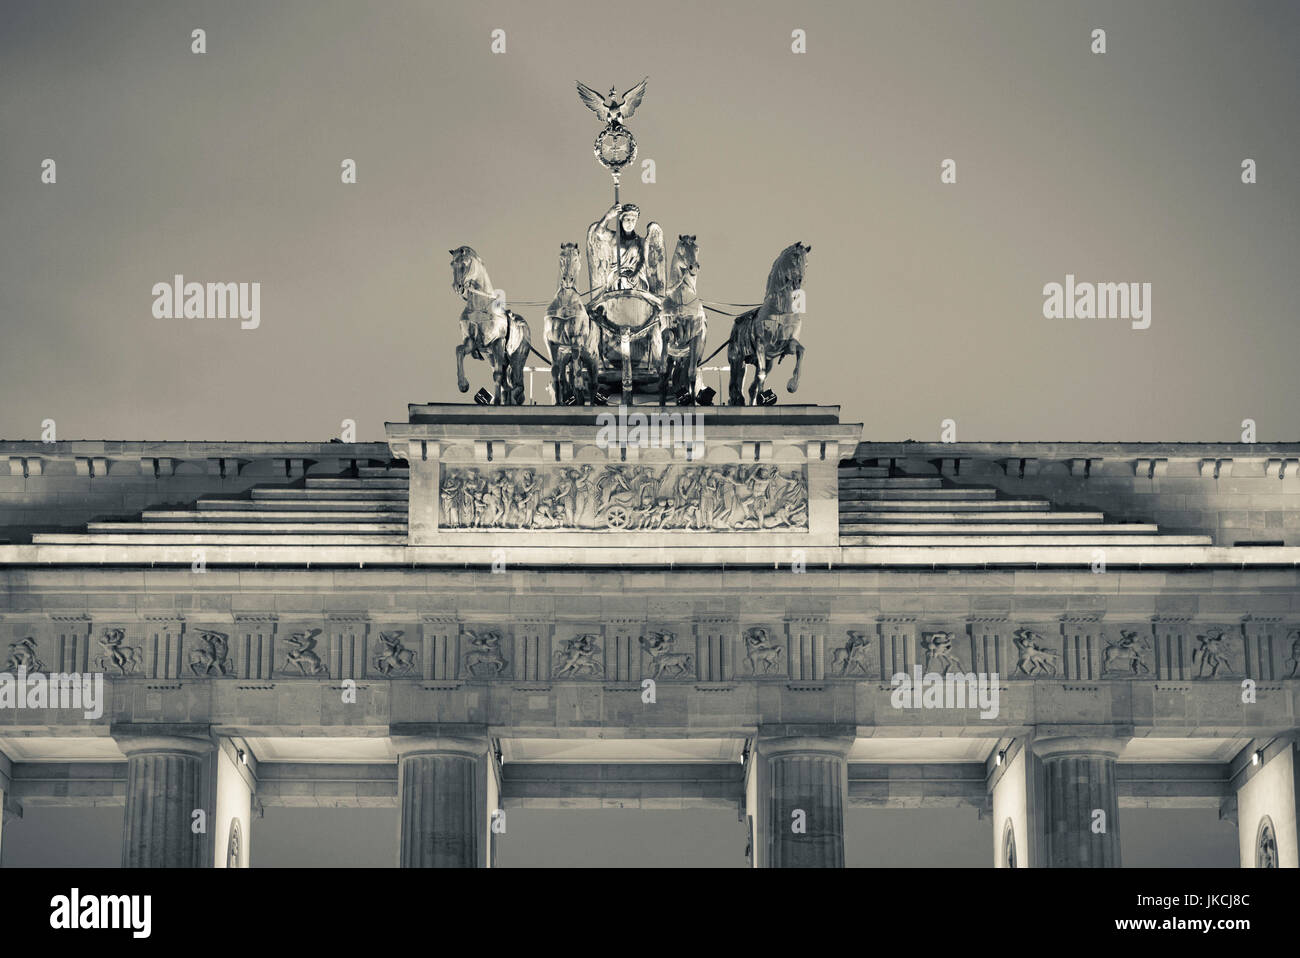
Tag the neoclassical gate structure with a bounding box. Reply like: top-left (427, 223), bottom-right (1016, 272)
top-left (2, 404), bottom-right (1299, 867)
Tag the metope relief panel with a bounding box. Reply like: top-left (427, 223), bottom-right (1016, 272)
top-left (1099, 625), bottom-right (1154, 679)
top-left (639, 627), bottom-right (694, 681)
top-left (438, 463), bottom-right (808, 531)
top-left (91, 624), bottom-right (144, 676)
top-left (185, 624), bottom-right (239, 679)
top-left (1190, 624), bottom-right (1244, 680)
top-left (461, 626), bottom-right (512, 680)
top-left (740, 625), bottom-right (787, 678)
top-left (551, 631), bottom-right (604, 679)
top-left (369, 628), bottom-right (420, 678)
top-left (827, 628), bottom-right (875, 678)
top-left (278, 625), bottom-right (330, 678)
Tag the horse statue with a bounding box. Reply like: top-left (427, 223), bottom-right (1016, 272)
top-left (543, 243), bottom-right (600, 404)
top-left (449, 246), bottom-right (532, 405)
top-left (658, 234), bottom-right (707, 405)
top-left (727, 242), bottom-right (811, 405)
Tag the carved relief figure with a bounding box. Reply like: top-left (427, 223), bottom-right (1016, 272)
top-left (639, 631), bottom-right (695, 679)
top-left (1102, 630), bottom-right (1150, 676)
top-left (921, 631), bottom-right (962, 674)
top-left (95, 628), bottom-right (142, 675)
top-left (283, 628), bottom-right (329, 677)
top-left (189, 630), bottom-right (234, 677)
top-left (552, 634), bottom-right (603, 678)
top-left (1257, 818), bottom-right (1279, 868)
top-left (373, 630), bottom-right (418, 677)
top-left (743, 627), bottom-right (786, 675)
top-left (227, 818), bottom-right (242, 869)
top-left (439, 463), bottom-right (807, 532)
top-left (4, 637), bottom-right (44, 673)
top-left (1284, 630), bottom-right (1300, 678)
top-left (1193, 629), bottom-right (1233, 678)
top-left (829, 630), bottom-right (872, 676)
top-left (463, 629), bottom-right (509, 677)
top-left (1012, 628), bottom-right (1059, 676)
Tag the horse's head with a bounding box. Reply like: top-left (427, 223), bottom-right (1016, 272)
top-left (769, 241), bottom-right (811, 295)
top-left (672, 234), bottom-right (700, 279)
top-left (449, 246), bottom-right (480, 296)
top-left (557, 242), bottom-right (581, 290)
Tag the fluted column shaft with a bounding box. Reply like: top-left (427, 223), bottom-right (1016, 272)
top-left (118, 734), bottom-right (215, 868)
top-left (756, 730), bottom-right (853, 868)
top-left (1032, 736), bottom-right (1124, 868)
top-left (394, 732), bottom-right (489, 868)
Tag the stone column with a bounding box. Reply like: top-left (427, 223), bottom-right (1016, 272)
top-left (1031, 734), bottom-right (1126, 868)
top-left (392, 726), bottom-right (491, 868)
top-left (114, 726), bottom-right (215, 868)
top-left (752, 727), bottom-right (853, 868)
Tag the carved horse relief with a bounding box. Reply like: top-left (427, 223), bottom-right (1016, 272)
top-left (450, 246), bottom-right (532, 405)
top-left (639, 631), bottom-right (695, 679)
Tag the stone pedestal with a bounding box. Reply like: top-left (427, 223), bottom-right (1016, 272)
top-left (393, 727), bottom-right (492, 868)
top-left (115, 728), bottom-right (215, 868)
top-left (751, 727), bottom-right (853, 868)
top-left (1032, 735), bottom-right (1126, 868)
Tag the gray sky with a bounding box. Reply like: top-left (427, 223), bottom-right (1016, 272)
top-left (2, 0), bottom-right (1297, 442)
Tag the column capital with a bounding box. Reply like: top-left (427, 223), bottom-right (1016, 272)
top-left (111, 723), bottom-right (215, 758)
top-left (756, 724), bottom-right (855, 760)
top-left (389, 723), bottom-right (490, 759)
top-left (1031, 727), bottom-right (1132, 761)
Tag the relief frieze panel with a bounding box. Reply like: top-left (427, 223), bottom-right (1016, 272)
top-left (438, 463), bottom-right (808, 531)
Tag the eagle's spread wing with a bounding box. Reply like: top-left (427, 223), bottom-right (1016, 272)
top-left (618, 77), bottom-right (649, 122)
top-left (576, 81), bottom-right (608, 121)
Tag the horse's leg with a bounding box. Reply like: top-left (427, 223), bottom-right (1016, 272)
top-left (551, 346), bottom-right (567, 405)
top-left (786, 339), bottom-right (804, 393)
top-left (455, 340), bottom-right (471, 393)
top-left (491, 339), bottom-right (505, 405)
top-left (582, 349), bottom-right (599, 405)
top-left (511, 345), bottom-right (527, 405)
top-left (727, 335), bottom-right (745, 406)
top-left (749, 347), bottom-right (766, 404)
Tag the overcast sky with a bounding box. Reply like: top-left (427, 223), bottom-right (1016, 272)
top-left (1, 0), bottom-right (1297, 442)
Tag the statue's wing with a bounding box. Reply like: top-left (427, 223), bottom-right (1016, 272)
top-left (645, 222), bottom-right (666, 296)
top-left (587, 218), bottom-right (615, 298)
top-left (618, 77), bottom-right (649, 122)
top-left (576, 81), bottom-right (608, 121)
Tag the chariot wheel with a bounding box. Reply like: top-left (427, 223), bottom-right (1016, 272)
top-left (603, 505), bottom-right (632, 529)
